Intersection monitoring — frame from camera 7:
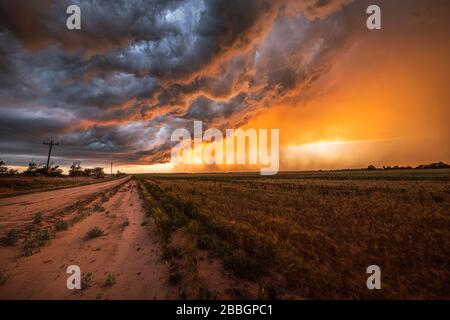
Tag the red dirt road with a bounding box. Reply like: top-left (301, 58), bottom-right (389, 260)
top-left (0, 179), bottom-right (175, 299)
top-left (0, 177), bottom-right (130, 237)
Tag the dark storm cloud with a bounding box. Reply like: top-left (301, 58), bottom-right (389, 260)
top-left (89, 0), bottom-right (282, 80)
top-left (183, 93), bottom-right (247, 123)
top-left (0, 0), bottom-right (184, 51)
top-left (0, 0), bottom-right (360, 167)
top-left (64, 73), bottom-right (157, 109)
top-left (0, 107), bottom-right (75, 141)
top-left (59, 117), bottom-right (176, 164)
top-left (151, 5), bottom-right (362, 128)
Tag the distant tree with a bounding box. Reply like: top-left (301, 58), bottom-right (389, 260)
top-left (437, 162), bottom-right (450, 168)
top-left (0, 159), bottom-right (8, 175)
top-left (92, 167), bottom-right (105, 179)
top-left (69, 161), bottom-right (83, 177)
top-left (367, 165), bottom-right (377, 170)
top-left (8, 168), bottom-right (18, 175)
top-left (47, 165), bottom-right (63, 177)
top-left (0, 159), bottom-right (17, 175)
top-left (81, 167), bottom-right (105, 178)
top-left (416, 162), bottom-right (450, 169)
top-left (23, 161), bottom-right (62, 177)
top-left (83, 168), bottom-right (93, 177)
top-left (115, 170), bottom-right (126, 177)
top-left (24, 161), bottom-right (41, 176)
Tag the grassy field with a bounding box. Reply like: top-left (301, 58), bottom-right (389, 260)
top-left (137, 169), bottom-right (450, 299)
top-left (0, 176), bottom-right (111, 198)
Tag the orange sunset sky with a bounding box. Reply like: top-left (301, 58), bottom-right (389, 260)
top-left (126, 1), bottom-right (450, 173)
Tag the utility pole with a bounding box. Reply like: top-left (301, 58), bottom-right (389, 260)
top-left (43, 140), bottom-right (59, 171)
top-left (111, 162), bottom-right (113, 177)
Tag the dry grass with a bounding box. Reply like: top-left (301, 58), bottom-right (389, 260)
top-left (137, 170), bottom-right (450, 299)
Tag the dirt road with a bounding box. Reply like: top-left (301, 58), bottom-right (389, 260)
top-left (0, 177), bottom-right (130, 237)
top-left (0, 179), bottom-right (176, 299)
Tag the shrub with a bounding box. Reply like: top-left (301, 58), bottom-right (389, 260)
top-left (70, 214), bottom-right (83, 224)
top-left (1, 229), bottom-right (18, 246)
top-left (33, 213), bottom-right (42, 224)
top-left (102, 274), bottom-right (116, 287)
top-left (81, 272), bottom-right (92, 290)
top-left (35, 227), bottom-right (52, 241)
top-left (0, 270), bottom-right (8, 285)
top-left (22, 227), bottom-right (53, 256)
top-left (122, 218), bottom-right (130, 228)
top-left (93, 203), bottom-right (105, 212)
top-left (86, 227), bottom-right (104, 239)
top-left (168, 271), bottom-right (182, 285)
top-left (161, 246), bottom-right (182, 261)
top-left (223, 249), bottom-right (263, 281)
top-left (55, 220), bottom-right (69, 232)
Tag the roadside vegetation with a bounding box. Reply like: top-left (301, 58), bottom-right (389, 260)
top-left (137, 178), bottom-right (213, 299)
top-left (1, 229), bottom-right (18, 246)
top-left (0, 270), bottom-right (9, 286)
top-left (81, 272), bottom-right (93, 290)
top-left (86, 227), bottom-right (105, 239)
top-left (102, 274), bottom-right (117, 287)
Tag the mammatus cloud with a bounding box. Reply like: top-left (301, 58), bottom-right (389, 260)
top-left (1, 0), bottom-right (445, 168)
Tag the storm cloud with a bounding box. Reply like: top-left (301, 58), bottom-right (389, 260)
top-left (0, 0), bottom-right (375, 167)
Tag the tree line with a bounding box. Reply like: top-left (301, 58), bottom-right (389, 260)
top-left (0, 159), bottom-right (125, 178)
top-left (366, 162), bottom-right (450, 171)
